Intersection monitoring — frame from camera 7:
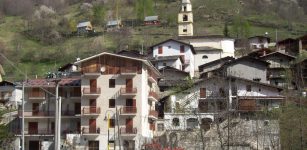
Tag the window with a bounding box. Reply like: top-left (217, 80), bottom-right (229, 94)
top-left (168, 45), bottom-right (172, 49)
top-left (180, 45), bottom-right (185, 53)
top-left (183, 15), bottom-right (188, 21)
top-left (246, 85), bottom-right (252, 92)
top-left (163, 63), bottom-right (167, 66)
top-left (109, 99), bottom-right (115, 108)
top-left (158, 46), bottom-right (163, 54)
top-left (172, 118), bottom-right (180, 126)
top-left (202, 55), bottom-right (208, 59)
top-left (109, 119), bottom-right (115, 128)
top-left (109, 79), bottom-right (115, 88)
top-left (183, 29), bottom-right (187, 32)
top-left (200, 88), bottom-right (206, 98)
top-left (157, 123), bottom-right (164, 131)
top-left (183, 6), bottom-right (187, 11)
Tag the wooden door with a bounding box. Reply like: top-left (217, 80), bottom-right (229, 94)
top-left (32, 103), bottom-right (39, 116)
top-left (89, 99), bottom-right (96, 113)
top-left (28, 122), bottom-right (38, 134)
top-left (75, 103), bottom-right (81, 114)
top-left (51, 122), bottom-right (55, 134)
top-left (89, 119), bottom-right (96, 133)
top-left (126, 79), bottom-right (133, 93)
top-left (29, 141), bottom-right (40, 150)
top-left (90, 79), bottom-right (97, 93)
top-left (126, 118), bottom-right (133, 133)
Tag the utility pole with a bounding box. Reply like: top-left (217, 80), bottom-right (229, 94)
top-left (21, 82), bottom-right (25, 150)
top-left (54, 79), bottom-right (61, 150)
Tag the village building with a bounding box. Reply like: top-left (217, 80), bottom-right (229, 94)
top-left (144, 16), bottom-right (160, 26)
top-left (0, 81), bottom-right (22, 109)
top-left (77, 21), bottom-right (93, 34)
top-left (235, 36), bottom-right (271, 51)
top-left (260, 51), bottom-right (296, 88)
top-left (74, 52), bottom-right (160, 149)
top-left (276, 38), bottom-right (299, 56)
top-left (148, 39), bottom-right (196, 77)
top-left (106, 20), bottom-right (123, 31)
top-left (178, 0), bottom-right (193, 36)
top-left (14, 77), bottom-right (82, 150)
top-left (178, 35), bottom-right (235, 76)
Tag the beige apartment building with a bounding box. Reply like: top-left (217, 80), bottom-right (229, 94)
top-left (76, 52), bottom-right (160, 150)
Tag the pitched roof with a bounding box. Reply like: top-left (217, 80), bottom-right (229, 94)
top-left (177, 35), bottom-right (234, 40)
top-left (150, 55), bottom-right (184, 63)
top-left (248, 36), bottom-right (271, 41)
top-left (198, 56), bottom-right (235, 71)
top-left (194, 46), bottom-right (222, 51)
top-left (116, 50), bottom-right (145, 58)
top-left (0, 80), bottom-right (15, 86)
top-left (107, 20), bottom-right (121, 26)
top-left (77, 21), bottom-right (91, 28)
top-left (144, 16), bottom-right (159, 21)
top-left (148, 39), bottom-right (196, 54)
top-left (277, 38), bottom-right (297, 45)
top-left (260, 51), bottom-right (296, 59)
top-left (247, 48), bottom-right (274, 58)
top-left (23, 77), bottom-right (81, 87)
top-left (223, 56), bottom-right (269, 67)
top-left (158, 66), bottom-right (189, 75)
top-left (58, 63), bottom-right (74, 72)
top-left (227, 76), bottom-right (283, 90)
top-left (74, 52), bottom-right (161, 76)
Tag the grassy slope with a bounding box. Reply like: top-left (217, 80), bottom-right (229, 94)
top-left (0, 0), bottom-right (307, 80)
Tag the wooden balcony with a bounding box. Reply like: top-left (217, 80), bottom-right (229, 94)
top-left (148, 110), bottom-right (158, 120)
top-left (148, 71), bottom-right (158, 83)
top-left (28, 92), bottom-right (45, 100)
top-left (82, 127), bottom-right (100, 135)
top-left (148, 91), bottom-right (159, 102)
top-left (238, 106), bottom-right (262, 112)
top-left (120, 67), bottom-right (138, 75)
top-left (82, 107), bottom-right (101, 116)
top-left (120, 87), bottom-right (137, 96)
top-left (119, 106), bottom-right (137, 116)
top-left (82, 87), bottom-right (101, 97)
top-left (81, 65), bottom-right (101, 77)
top-left (120, 127), bottom-right (137, 137)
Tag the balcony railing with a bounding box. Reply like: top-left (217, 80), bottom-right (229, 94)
top-left (120, 127), bottom-right (137, 134)
top-left (19, 111), bottom-right (55, 117)
top-left (28, 92), bottom-right (45, 99)
top-left (82, 127), bottom-right (100, 134)
top-left (148, 110), bottom-right (158, 118)
top-left (238, 106), bottom-right (262, 111)
top-left (120, 87), bottom-right (137, 95)
top-left (26, 128), bottom-right (54, 135)
top-left (82, 107), bottom-right (101, 115)
top-left (120, 67), bottom-right (138, 74)
top-left (148, 91), bottom-right (159, 101)
top-left (81, 65), bottom-right (101, 74)
top-left (120, 106), bottom-right (137, 114)
top-left (148, 71), bottom-right (158, 83)
top-left (83, 87), bottom-right (101, 95)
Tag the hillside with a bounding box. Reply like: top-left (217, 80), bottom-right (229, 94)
top-left (0, 0), bottom-right (307, 80)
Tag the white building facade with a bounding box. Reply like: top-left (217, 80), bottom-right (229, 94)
top-left (149, 39), bottom-right (196, 77)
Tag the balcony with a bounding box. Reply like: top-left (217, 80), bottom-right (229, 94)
top-left (238, 106), bottom-right (262, 112)
top-left (148, 91), bottom-right (159, 102)
top-left (82, 87), bottom-right (101, 97)
top-left (120, 127), bottom-right (137, 137)
top-left (82, 127), bottom-right (100, 135)
top-left (269, 74), bottom-right (285, 79)
top-left (120, 106), bottom-right (137, 116)
top-left (120, 87), bottom-right (137, 96)
top-left (21, 128), bottom-right (54, 136)
top-left (82, 107), bottom-right (101, 116)
top-left (81, 65), bottom-right (101, 77)
top-left (19, 111), bottom-right (55, 118)
top-left (199, 92), bottom-right (227, 100)
top-left (61, 111), bottom-right (79, 117)
top-left (120, 67), bottom-right (138, 75)
top-left (148, 110), bottom-right (158, 120)
top-left (148, 72), bottom-right (158, 83)
top-left (28, 92), bottom-right (45, 100)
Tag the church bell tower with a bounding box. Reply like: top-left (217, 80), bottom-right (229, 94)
top-left (178, 0), bottom-right (194, 36)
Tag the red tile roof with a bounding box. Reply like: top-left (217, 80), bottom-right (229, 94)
top-left (24, 77), bottom-right (81, 87)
